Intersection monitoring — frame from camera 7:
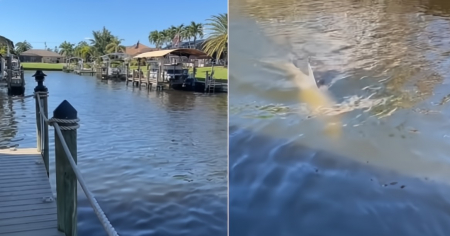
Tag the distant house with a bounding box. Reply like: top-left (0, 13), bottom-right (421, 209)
top-left (163, 39), bottom-right (206, 50)
top-left (20, 49), bottom-right (64, 63)
top-left (125, 41), bottom-right (157, 57)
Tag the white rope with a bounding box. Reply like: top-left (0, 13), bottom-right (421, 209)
top-left (53, 124), bottom-right (119, 236)
top-left (34, 92), bottom-right (119, 236)
top-left (35, 92), bottom-right (80, 130)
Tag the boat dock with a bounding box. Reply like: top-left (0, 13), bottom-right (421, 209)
top-left (74, 69), bottom-right (95, 76)
top-left (0, 149), bottom-right (63, 236)
top-left (126, 70), bottom-right (168, 90)
top-left (1, 72), bottom-right (26, 96)
top-left (199, 79), bottom-right (228, 93)
top-left (0, 70), bottom-right (120, 236)
top-left (59, 48), bottom-right (228, 94)
top-left (0, 48), bottom-right (26, 95)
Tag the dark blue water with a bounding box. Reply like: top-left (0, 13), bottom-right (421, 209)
top-left (0, 71), bottom-right (227, 236)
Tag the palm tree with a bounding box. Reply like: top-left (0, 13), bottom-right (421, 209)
top-left (105, 36), bottom-right (126, 53)
top-left (59, 41), bottom-right (75, 57)
top-left (89, 27), bottom-right (114, 56)
top-left (181, 25), bottom-right (192, 48)
top-left (73, 41), bottom-right (93, 61)
top-left (74, 41), bottom-right (88, 57)
top-left (160, 29), bottom-right (171, 48)
top-left (79, 45), bottom-right (93, 61)
top-left (148, 30), bottom-right (164, 49)
top-left (202, 13), bottom-right (228, 60)
top-left (187, 21), bottom-right (204, 47)
top-left (166, 26), bottom-right (178, 48)
top-left (176, 24), bottom-right (185, 38)
top-left (15, 41), bottom-right (32, 55)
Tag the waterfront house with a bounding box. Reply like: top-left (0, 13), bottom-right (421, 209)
top-left (20, 49), bottom-right (64, 63)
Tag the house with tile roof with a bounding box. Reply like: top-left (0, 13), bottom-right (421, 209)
top-left (19, 49), bottom-right (64, 63)
top-left (125, 41), bottom-right (157, 57)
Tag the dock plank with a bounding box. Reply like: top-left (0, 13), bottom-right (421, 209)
top-left (0, 148), bottom-right (63, 236)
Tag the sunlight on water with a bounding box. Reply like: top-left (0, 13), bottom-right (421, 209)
top-left (230, 0), bottom-right (450, 235)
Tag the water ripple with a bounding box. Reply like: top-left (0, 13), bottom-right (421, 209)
top-left (230, 0), bottom-right (450, 235)
top-left (0, 71), bottom-right (227, 236)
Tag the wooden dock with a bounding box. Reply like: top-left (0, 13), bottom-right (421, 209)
top-left (3, 72), bottom-right (25, 96)
top-left (126, 73), bottom-right (158, 90)
top-left (74, 69), bottom-right (95, 76)
top-left (0, 148), bottom-right (63, 236)
top-left (0, 71), bottom-right (119, 236)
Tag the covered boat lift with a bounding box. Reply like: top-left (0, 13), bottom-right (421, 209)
top-left (96, 53), bottom-right (131, 80)
top-left (130, 48), bottom-right (222, 92)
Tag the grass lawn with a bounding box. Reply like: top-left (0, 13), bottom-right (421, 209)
top-left (21, 63), bottom-right (229, 80)
top-left (189, 67), bottom-right (228, 80)
top-left (21, 63), bottom-right (64, 70)
top-left (128, 66), bottom-right (228, 80)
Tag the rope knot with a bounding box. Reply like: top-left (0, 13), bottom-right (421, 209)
top-left (34, 91), bottom-right (49, 98)
top-left (48, 117), bottom-right (80, 130)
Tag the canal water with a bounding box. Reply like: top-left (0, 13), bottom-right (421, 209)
top-left (0, 71), bottom-right (227, 236)
top-left (230, 0), bottom-right (450, 235)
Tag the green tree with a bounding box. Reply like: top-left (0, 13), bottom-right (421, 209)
top-left (186, 21), bottom-right (204, 48)
top-left (166, 26), bottom-right (178, 47)
top-left (89, 27), bottom-right (114, 56)
top-left (15, 41), bottom-right (32, 55)
top-left (0, 46), bottom-right (6, 55)
top-left (148, 30), bottom-right (164, 49)
top-left (202, 13), bottom-right (228, 60)
top-left (159, 29), bottom-right (171, 48)
top-left (79, 45), bottom-right (93, 61)
top-left (59, 41), bottom-right (75, 57)
top-left (74, 41), bottom-right (88, 56)
top-left (74, 41), bottom-right (93, 61)
top-left (105, 36), bottom-right (126, 53)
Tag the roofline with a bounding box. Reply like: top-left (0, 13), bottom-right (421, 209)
top-left (20, 49), bottom-right (63, 57)
top-left (0, 36), bottom-right (14, 51)
top-left (134, 48), bottom-right (211, 59)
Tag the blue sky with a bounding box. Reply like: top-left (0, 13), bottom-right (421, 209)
top-left (1, 0), bottom-right (226, 50)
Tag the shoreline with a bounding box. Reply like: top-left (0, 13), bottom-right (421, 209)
top-left (20, 63), bottom-right (228, 80)
top-left (22, 67), bottom-right (63, 71)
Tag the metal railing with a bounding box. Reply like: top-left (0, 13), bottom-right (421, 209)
top-left (33, 70), bottom-right (119, 236)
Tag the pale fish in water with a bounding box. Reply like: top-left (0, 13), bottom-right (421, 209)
top-left (259, 59), bottom-right (342, 138)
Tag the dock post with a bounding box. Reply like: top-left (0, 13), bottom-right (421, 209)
top-left (53, 100), bottom-right (79, 236)
top-left (6, 55), bottom-right (11, 94)
top-left (205, 71), bottom-right (209, 92)
top-left (146, 69), bottom-right (150, 90)
top-left (20, 66), bottom-right (24, 89)
top-left (33, 70), bottom-right (50, 176)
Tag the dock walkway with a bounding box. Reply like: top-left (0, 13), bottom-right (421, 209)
top-left (0, 70), bottom-right (118, 236)
top-left (0, 148), bottom-right (63, 236)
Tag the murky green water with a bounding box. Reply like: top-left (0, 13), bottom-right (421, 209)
top-left (229, 0), bottom-right (450, 235)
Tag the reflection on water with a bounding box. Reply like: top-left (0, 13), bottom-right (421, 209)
top-left (0, 71), bottom-right (227, 236)
top-left (230, 0), bottom-right (450, 235)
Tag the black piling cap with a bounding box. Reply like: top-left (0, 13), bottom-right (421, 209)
top-left (53, 100), bottom-right (77, 120)
top-left (34, 70), bottom-right (48, 92)
top-left (33, 70), bottom-right (47, 78)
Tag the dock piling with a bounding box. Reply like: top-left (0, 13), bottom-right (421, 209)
top-left (53, 100), bottom-right (79, 236)
top-left (33, 70), bottom-right (50, 176)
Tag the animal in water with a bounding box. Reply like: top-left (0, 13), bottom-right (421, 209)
top-left (259, 59), bottom-right (342, 138)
